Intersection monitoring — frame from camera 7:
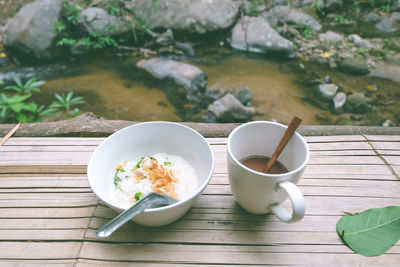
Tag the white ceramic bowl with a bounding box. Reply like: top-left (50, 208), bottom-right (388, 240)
top-left (87, 121), bottom-right (214, 227)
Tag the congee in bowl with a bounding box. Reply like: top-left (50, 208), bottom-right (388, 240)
top-left (87, 121), bottom-right (214, 227)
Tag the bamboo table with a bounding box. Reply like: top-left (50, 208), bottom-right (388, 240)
top-left (1, 135), bottom-right (399, 266)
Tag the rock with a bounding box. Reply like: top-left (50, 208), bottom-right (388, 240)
top-left (175, 42), bottom-right (195, 56)
top-left (129, 0), bottom-right (239, 34)
top-left (333, 92), bottom-right (346, 113)
top-left (70, 40), bottom-right (91, 55)
top-left (293, 0), bottom-right (314, 7)
top-left (383, 119), bottom-right (396, 127)
top-left (136, 57), bottom-right (207, 95)
top-left (0, 63), bottom-right (75, 85)
top-left (264, 6), bottom-right (322, 32)
top-left (322, 0), bottom-right (343, 12)
top-left (338, 57), bottom-right (370, 75)
top-left (371, 61), bottom-right (400, 83)
top-left (79, 7), bottom-right (129, 36)
top-left (364, 12), bottom-right (380, 23)
top-left (348, 34), bottom-right (372, 49)
top-left (392, 0), bottom-right (400, 11)
top-left (230, 87), bottom-right (253, 106)
top-left (375, 17), bottom-right (398, 33)
top-left (230, 16), bottom-right (294, 56)
top-left (346, 92), bottom-right (369, 114)
top-left (208, 93), bottom-right (255, 122)
top-left (392, 12), bottom-right (400, 21)
top-left (318, 83), bottom-right (338, 99)
top-left (155, 29), bottom-right (174, 46)
top-left (320, 31), bottom-right (343, 43)
top-left (4, 0), bottom-right (63, 59)
top-left (323, 75), bottom-right (331, 83)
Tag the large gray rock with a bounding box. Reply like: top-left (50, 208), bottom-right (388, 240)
top-left (348, 34), bottom-right (372, 49)
top-left (346, 92), bottom-right (369, 114)
top-left (371, 61), bottom-right (400, 83)
top-left (230, 16), bottom-right (293, 56)
top-left (136, 57), bottom-right (207, 94)
top-left (4, 0), bottom-right (63, 59)
top-left (364, 12), bottom-right (379, 23)
top-left (392, 12), bottom-right (400, 21)
top-left (320, 31), bottom-right (343, 43)
top-left (375, 17), bottom-right (398, 33)
top-left (264, 6), bottom-right (322, 32)
top-left (79, 7), bottom-right (129, 36)
top-left (322, 0), bottom-right (343, 12)
top-left (338, 57), bottom-right (370, 75)
top-left (208, 93), bottom-right (255, 122)
top-left (230, 87), bottom-right (253, 106)
top-left (318, 83), bottom-right (338, 99)
top-left (333, 92), bottom-right (346, 113)
top-left (392, 0), bottom-right (400, 11)
top-left (128, 0), bottom-right (239, 34)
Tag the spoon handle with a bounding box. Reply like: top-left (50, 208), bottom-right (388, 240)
top-left (263, 116), bottom-right (302, 173)
top-left (96, 193), bottom-right (168, 238)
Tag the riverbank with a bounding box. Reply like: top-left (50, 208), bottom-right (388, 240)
top-left (0, 0), bottom-right (399, 126)
top-left (1, 112), bottom-right (400, 137)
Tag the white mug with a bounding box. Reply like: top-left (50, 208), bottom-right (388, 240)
top-left (227, 121), bottom-right (309, 223)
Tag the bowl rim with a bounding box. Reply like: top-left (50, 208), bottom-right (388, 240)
top-left (87, 121), bottom-right (215, 214)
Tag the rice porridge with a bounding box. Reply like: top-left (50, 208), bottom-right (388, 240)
top-left (113, 153), bottom-right (198, 208)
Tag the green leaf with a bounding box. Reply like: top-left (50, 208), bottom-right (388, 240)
top-left (337, 206), bottom-right (400, 257)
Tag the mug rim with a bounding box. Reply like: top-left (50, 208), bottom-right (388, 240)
top-left (227, 120), bottom-right (309, 177)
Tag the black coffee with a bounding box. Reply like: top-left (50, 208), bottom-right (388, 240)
top-left (240, 155), bottom-right (288, 174)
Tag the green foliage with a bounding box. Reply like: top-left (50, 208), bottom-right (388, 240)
top-left (0, 78), bottom-right (85, 123)
top-left (50, 91), bottom-right (86, 117)
top-left (4, 77), bottom-right (45, 94)
top-left (63, 2), bottom-right (82, 24)
top-left (337, 206), bottom-right (400, 256)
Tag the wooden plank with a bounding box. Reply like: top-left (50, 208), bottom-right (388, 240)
top-left (0, 207), bottom-right (95, 218)
top-left (0, 165), bottom-right (87, 174)
top-left (0, 260), bottom-right (75, 266)
top-left (0, 218), bottom-right (91, 229)
top-left (307, 142), bottom-right (372, 150)
top-left (309, 150), bottom-right (376, 156)
top-left (382, 156), bottom-right (400, 165)
top-left (375, 150), bottom-right (400, 156)
top-left (3, 137), bottom-right (104, 146)
top-left (365, 135), bottom-right (400, 141)
top-left (307, 155), bottom-right (383, 165)
top-left (0, 242), bottom-right (82, 259)
top-left (0, 192), bottom-right (95, 200)
top-left (88, 214), bottom-right (346, 233)
top-left (370, 141), bottom-right (400, 150)
top-left (304, 135), bottom-right (365, 142)
top-left (78, 243), bottom-right (400, 266)
top-left (0, 145), bottom-right (96, 152)
top-left (0, 177), bottom-right (90, 188)
top-left (202, 184), bottom-right (400, 198)
top-left (0, 199), bottom-right (98, 208)
top-left (190, 195), bottom-right (400, 216)
top-left (0, 229), bottom-right (86, 240)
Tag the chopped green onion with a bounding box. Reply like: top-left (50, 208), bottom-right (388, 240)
top-left (134, 192), bottom-right (143, 201)
top-left (114, 169), bottom-right (121, 186)
top-left (164, 161), bottom-right (171, 166)
top-left (134, 157), bottom-right (145, 169)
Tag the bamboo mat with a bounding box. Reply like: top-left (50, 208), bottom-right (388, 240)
top-left (0, 136), bottom-right (399, 266)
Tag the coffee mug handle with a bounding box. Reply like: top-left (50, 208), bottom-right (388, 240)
top-left (270, 181), bottom-right (305, 223)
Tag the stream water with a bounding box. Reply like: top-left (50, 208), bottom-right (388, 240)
top-left (34, 47), bottom-right (399, 125)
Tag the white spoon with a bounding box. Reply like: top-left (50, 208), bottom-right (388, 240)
top-left (96, 192), bottom-right (178, 238)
